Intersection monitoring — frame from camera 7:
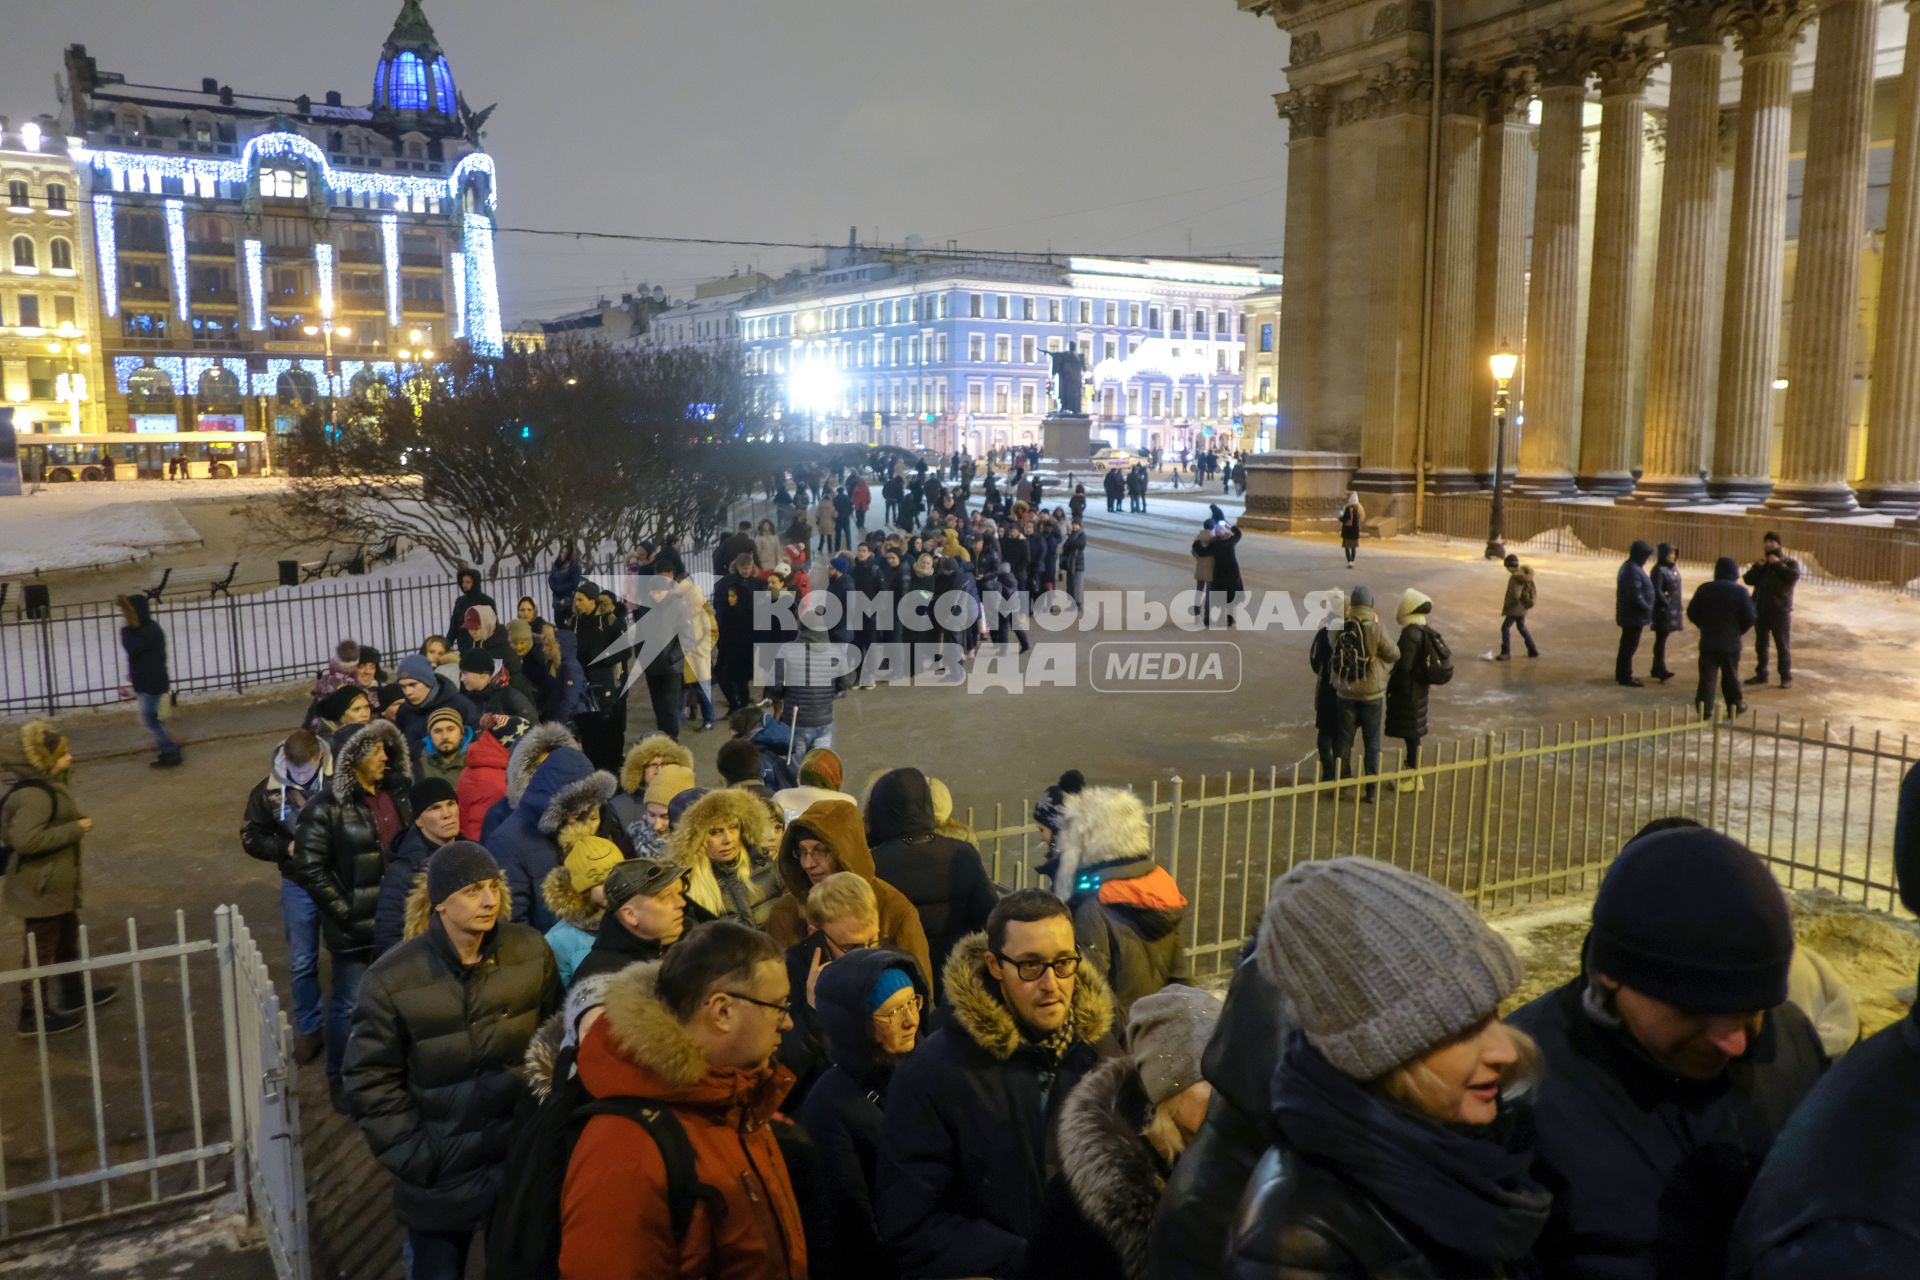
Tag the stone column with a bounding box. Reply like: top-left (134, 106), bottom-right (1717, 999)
top-left (1711, 0), bottom-right (1809, 502)
top-left (1429, 71), bottom-right (1485, 493)
top-left (1769, 0), bottom-right (1878, 512)
top-left (1275, 87), bottom-right (1330, 452)
top-left (1471, 72), bottom-right (1533, 483)
top-left (1860, 3), bottom-right (1920, 511)
top-left (1635, 1), bottom-right (1725, 502)
top-left (1576, 36), bottom-right (1661, 495)
top-left (1516, 34), bottom-right (1592, 495)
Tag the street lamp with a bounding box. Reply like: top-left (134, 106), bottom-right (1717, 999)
top-left (46, 323), bottom-right (91, 435)
top-left (1485, 342), bottom-right (1519, 560)
top-left (303, 319), bottom-right (352, 430)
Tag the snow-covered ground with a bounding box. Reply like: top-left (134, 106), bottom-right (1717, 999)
top-left (0, 486), bottom-right (218, 577)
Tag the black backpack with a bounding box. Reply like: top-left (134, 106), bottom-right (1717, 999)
top-left (1416, 627), bottom-right (1455, 686)
top-left (0, 779), bottom-right (54, 875)
top-left (486, 1043), bottom-right (722, 1280)
top-left (1332, 619), bottom-right (1370, 684)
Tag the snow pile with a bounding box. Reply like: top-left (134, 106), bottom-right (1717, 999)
top-left (0, 495), bottom-right (201, 577)
top-left (1516, 525), bottom-right (1587, 553)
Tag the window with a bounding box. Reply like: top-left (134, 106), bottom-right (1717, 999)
top-left (1078, 300), bottom-right (1091, 324)
top-left (1128, 388), bottom-right (1142, 417)
top-left (1128, 303), bottom-right (1141, 327)
top-left (1103, 339), bottom-right (1117, 362)
top-left (54, 295), bottom-right (75, 325)
top-left (996, 385), bottom-right (1010, 414)
top-left (28, 358), bottom-right (56, 401)
top-left (11, 236), bottom-right (35, 269)
top-left (346, 270), bottom-right (382, 296)
top-left (969, 293), bottom-right (983, 318)
top-left (1171, 308), bottom-right (1185, 331)
top-left (1103, 302), bottom-right (1117, 325)
top-left (891, 338), bottom-right (902, 366)
top-left (969, 383), bottom-right (984, 412)
top-left (48, 239), bottom-right (72, 272)
top-left (1046, 336), bottom-right (1063, 353)
top-left (995, 336), bottom-right (1010, 363)
top-left (430, 56), bottom-right (456, 113)
top-left (1021, 336), bottom-right (1036, 364)
top-left (934, 334), bottom-right (948, 362)
top-left (1258, 376), bottom-right (1272, 400)
top-left (264, 217), bottom-right (312, 249)
top-left (908, 336), bottom-right (919, 365)
top-left (1047, 299), bottom-right (1060, 322)
top-left (1176, 389), bottom-right (1188, 418)
top-left (402, 274), bottom-right (444, 305)
top-left (1218, 310), bottom-right (1230, 334)
top-left (270, 267), bottom-right (306, 298)
top-left (873, 336), bottom-right (885, 364)
top-left (969, 334), bottom-right (984, 362)
top-left (1217, 349), bottom-right (1230, 371)
top-left (936, 383), bottom-right (948, 411)
top-left (390, 52), bottom-right (430, 110)
top-left (45, 183), bottom-right (67, 213)
top-left (124, 262), bottom-right (165, 294)
top-left (5, 181), bottom-right (26, 211)
top-left (1077, 338), bottom-right (1091, 362)
top-left (1151, 389), bottom-right (1164, 418)
top-left (1148, 306), bottom-right (1161, 330)
top-left (124, 311), bottom-right (172, 340)
top-left (401, 230), bottom-right (438, 258)
top-left (262, 166), bottom-right (309, 200)
top-left (1218, 391), bottom-right (1232, 418)
top-left (1259, 322), bottom-right (1274, 353)
top-left (1195, 310), bottom-right (1209, 334)
top-left (1022, 298), bottom-right (1035, 321)
top-left (195, 216), bottom-right (230, 245)
top-left (1021, 386), bottom-right (1036, 415)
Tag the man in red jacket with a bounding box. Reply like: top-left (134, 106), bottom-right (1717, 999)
top-left (560, 921), bottom-right (807, 1279)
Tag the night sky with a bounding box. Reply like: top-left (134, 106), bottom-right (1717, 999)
top-left (0, 0), bottom-right (1291, 323)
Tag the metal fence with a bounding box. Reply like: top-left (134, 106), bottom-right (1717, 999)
top-left (962, 708), bottom-right (1914, 977)
top-left (0, 906), bottom-right (305, 1277)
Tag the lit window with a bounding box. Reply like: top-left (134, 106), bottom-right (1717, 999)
top-left (6, 181), bottom-right (26, 212)
top-left (391, 53), bottom-right (430, 111)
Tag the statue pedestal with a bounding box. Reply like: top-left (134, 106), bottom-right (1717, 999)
top-left (1041, 414), bottom-right (1093, 467)
top-left (1238, 450), bottom-right (1359, 533)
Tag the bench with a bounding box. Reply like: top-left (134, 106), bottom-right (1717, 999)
top-left (300, 549), bottom-right (338, 582)
top-left (144, 561), bottom-right (241, 603)
top-left (367, 532), bottom-right (403, 568)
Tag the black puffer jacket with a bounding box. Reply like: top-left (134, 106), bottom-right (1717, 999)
top-left (289, 721), bottom-right (413, 955)
top-left (239, 741), bottom-right (334, 872)
top-left (1024, 1057), bottom-right (1169, 1280)
top-left (1686, 557), bottom-right (1759, 654)
top-left (1385, 622), bottom-right (1432, 741)
top-left (344, 895), bottom-right (559, 1232)
top-left (1148, 958), bottom-right (1292, 1280)
top-left (1615, 542), bottom-right (1655, 628)
top-left (118, 594), bottom-right (171, 696)
top-left (1650, 548), bottom-right (1683, 633)
top-left (865, 768), bottom-right (998, 999)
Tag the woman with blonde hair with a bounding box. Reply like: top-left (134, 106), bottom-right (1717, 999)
top-left (668, 787), bottom-right (781, 929)
top-left (1230, 857), bottom-right (1549, 1277)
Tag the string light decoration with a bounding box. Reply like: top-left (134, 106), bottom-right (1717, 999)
top-left (184, 355), bottom-right (244, 393)
top-left (462, 213), bottom-right (503, 357)
top-left (73, 134), bottom-right (498, 213)
top-left (165, 199), bottom-right (189, 321)
top-left (249, 357), bottom-right (334, 398)
top-left (449, 250), bottom-right (466, 338)
top-left (243, 239), bottom-right (265, 330)
top-left (381, 214), bottom-right (401, 326)
top-left (92, 194), bottom-right (118, 317)
top-left (315, 243), bottom-right (335, 319)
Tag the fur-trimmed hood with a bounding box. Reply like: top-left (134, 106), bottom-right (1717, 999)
top-left (1051, 785), bottom-right (1153, 903)
top-left (1056, 1057), bottom-right (1166, 1280)
top-left (330, 719), bottom-right (410, 801)
top-left (941, 931), bottom-right (1114, 1062)
top-left (505, 722), bottom-right (579, 808)
top-left (401, 872), bottom-right (512, 941)
top-left (620, 734), bottom-right (694, 795)
top-left (7, 720), bottom-right (69, 781)
top-left (534, 767), bottom-right (618, 837)
top-left (541, 863), bottom-right (604, 932)
top-left (667, 786), bottom-right (776, 867)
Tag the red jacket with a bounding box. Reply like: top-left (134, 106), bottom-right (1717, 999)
top-left (455, 731), bottom-right (509, 840)
top-left (560, 963), bottom-right (807, 1280)
top-left (850, 480), bottom-right (871, 512)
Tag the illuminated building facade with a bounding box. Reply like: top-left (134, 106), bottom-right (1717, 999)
top-left (0, 114), bottom-right (102, 435)
top-left (60, 0), bottom-right (502, 459)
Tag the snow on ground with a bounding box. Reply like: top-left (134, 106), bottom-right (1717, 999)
top-left (0, 488), bottom-right (209, 577)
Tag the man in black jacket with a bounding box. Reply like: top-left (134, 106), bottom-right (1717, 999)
top-left (713, 554), bottom-right (765, 715)
top-left (455, 651), bottom-right (536, 730)
top-left (372, 777), bottom-right (461, 957)
top-left (1649, 543), bottom-right (1683, 683)
top-left (1743, 531), bottom-right (1800, 689)
top-left (865, 768), bottom-right (996, 1001)
top-left (389, 655), bottom-right (479, 763)
top-left (290, 719), bottom-right (414, 1107)
top-left (1508, 826), bottom-right (1826, 1280)
top-left (876, 891), bottom-right (1114, 1279)
top-left (117, 593), bottom-right (181, 767)
top-left (567, 855), bottom-right (689, 992)
top-left (446, 567), bottom-right (495, 658)
top-left (1687, 557), bottom-right (1758, 719)
top-left (240, 727), bottom-right (332, 1063)
top-left (1614, 540), bottom-right (1655, 687)
top-left (345, 842), bottom-right (558, 1280)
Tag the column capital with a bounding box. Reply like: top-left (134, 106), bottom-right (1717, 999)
top-left (1652, 0), bottom-right (1726, 49)
top-left (1520, 28), bottom-right (1606, 91)
top-left (1341, 60), bottom-right (1433, 124)
top-left (1469, 64), bottom-right (1538, 123)
top-left (1438, 61), bottom-right (1489, 117)
top-left (1717, 0), bottom-right (1814, 56)
top-left (1590, 32), bottom-right (1665, 95)
top-left (1275, 86), bottom-right (1332, 138)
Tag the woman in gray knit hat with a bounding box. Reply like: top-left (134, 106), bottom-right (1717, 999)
top-left (1230, 856), bottom-right (1552, 1278)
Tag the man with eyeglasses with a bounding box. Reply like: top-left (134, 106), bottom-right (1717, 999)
top-left (877, 889), bottom-right (1115, 1279)
top-left (777, 870), bottom-right (882, 1110)
top-left (559, 920), bottom-right (807, 1279)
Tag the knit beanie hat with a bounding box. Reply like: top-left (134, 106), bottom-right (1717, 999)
top-left (866, 967), bottom-right (916, 1013)
top-left (668, 786), bottom-right (710, 825)
top-left (427, 705), bottom-right (465, 735)
top-left (1348, 584), bottom-right (1374, 609)
top-left (425, 841), bottom-right (501, 906)
top-left (644, 763), bottom-right (697, 809)
top-left (459, 650), bottom-right (494, 676)
top-left (397, 654), bottom-right (436, 687)
top-left (506, 618), bottom-right (533, 646)
top-left (1586, 827), bottom-right (1793, 1011)
top-left (409, 776), bottom-right (458, 816)
top-left (799, 748), bottom-right (843, 791)
top-left (1258, 858), bottom-right (1523, 1080)
top-left (317, 686), bottom-right (369, 722)
top-left (565, 834), bottom-right (624, 893)
top-left (1127, 985), bottom-right (1222, 1105)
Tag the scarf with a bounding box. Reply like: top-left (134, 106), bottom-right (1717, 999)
top-left (1271, 1033), bottom-right (1550, 1266)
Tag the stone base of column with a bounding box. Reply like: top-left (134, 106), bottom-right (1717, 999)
top-left (1512, 470), bottom-right (1579, 497)
top-left (1428, 468), bottom-right (1484, 494)
top-left (1759, 481), bottom-right (1859, 515)
top-left (1576, 471), bottom-right (1636, 496)
top-left (1854, 482), bottom-right (1920, 513)
top-left (1707, 477), bottom-right (1774, 505)
top-left (1624, 474), bottom-right (1710, 505)
top-left (1352, 467), bottom-right (1418, 528)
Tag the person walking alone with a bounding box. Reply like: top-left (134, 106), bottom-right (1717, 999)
top-left (117, 594), bottom-right (182, 768)
top-left (1615, 540), bottom-right (1655, 687)
top-left (1498, 554), bottom-right (1539, 660)
top-left (1337, 492), bottom-right (1363, 568)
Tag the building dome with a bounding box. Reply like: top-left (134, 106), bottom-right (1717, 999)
top-left (372, 0), bottom-right (457, 120)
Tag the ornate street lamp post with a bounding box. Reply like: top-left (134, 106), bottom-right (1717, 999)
top-left (303, 320), bottom-right (352, 432)
top-left (1485, 342), bottom-right (1519, 559)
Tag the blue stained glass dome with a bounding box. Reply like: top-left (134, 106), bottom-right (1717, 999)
top-left (391, 52), bottom-right (429, 111)
top-left (430, 56), bottom-right (455, 113)
top-left (372, 2), bottom-right (457, 118)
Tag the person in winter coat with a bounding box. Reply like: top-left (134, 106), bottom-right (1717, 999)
top-left (1744, 530), bottom-right (1800, 689)
top-left (1615, 539), bottom-right (1656, 686)
top-left (541, 828), bottom-right (622, 986)
top-left (389, 655), bottom-right (480, 764)
top-left (458, 652), bottom-right (536, 731)
top-left (1025, 985), bottom-right (1222, 1280)
top-left (346, 842), bottom-right (559, 1279)
top-left (767, 799), bottom-right (933, 984)
top-left (568, 581), bottom-right (628, 771)
top-left (1687, 556), bottom-right (1758, 719)
top-left (673, 786), bottom-right (783, 930)
top-left (876, 892), bottom-right (1115, 1280)
top-left (1329, 584), bottom-right (1400, 803)
top-left (484, 745), bottom-right (616, 934)
top-left (1061, 520), bottom-right (1088, 609)
top-left (460, 603), bottom-right (525, 694)
top-left (1727, 762), bottom-right (1920, 1279)
top-left (548, 545), bottom-right (583, 623)
top-left (477, 721), bottom-right (576, 839)
top-left (290, 719), bottom-right (414, 1102)
top-left (565, 855), bottom-right (691, 1003)
top-left (372, 777), bottom-right (462, 957)
top-left (714, 554), bottom-right (767, 714)
top-left (1189, 531), bottom-right (1217, 628)
top-left (676, 570), bottom-right (719, 731)
top-left (117, 593), bottom-right (182, 767)
top-left (1499, 553), bottom-right (1540, 659)
top-left (1649, 543), bottom-right (1683, 683)
top-left (1306, 588), bottom-right (1347, 784)
top-left (1104, 465), bottom-right (1125, 513)
top-left (865, 768), bottom-right (997, 1001)
top-left (557, 923), bottom-right (807, 1280)
top-left (416, 705), bottom-right (471, 791)
top-left (1043, 785), bottom-right (1188, 1021)
top-left (1337, 492), bottom-right (1363, 567)
top-left (1230, 858), bottom-right (1548, 1278)
top-left (538, 627), bottom-right (590, 726)
top-left (447, 568), bottom-right (496, 658)
top-left (1384, 587), bottom-right (1448, 785)
top-left (1507, 826), bottom-right (1827, 1280)
top-left (454, 729), bottom-right (510, 840)
top-left (241, 728), bottom-right (334, 1060)
top-left (607, 733), bottom-right (695, 842)
top-left (800, 947), bottom-right (926, 1280)
top-left (1204, 511), bottom-right (1244, 624)
top-left (2, 721), bottom-right (110, 1037)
